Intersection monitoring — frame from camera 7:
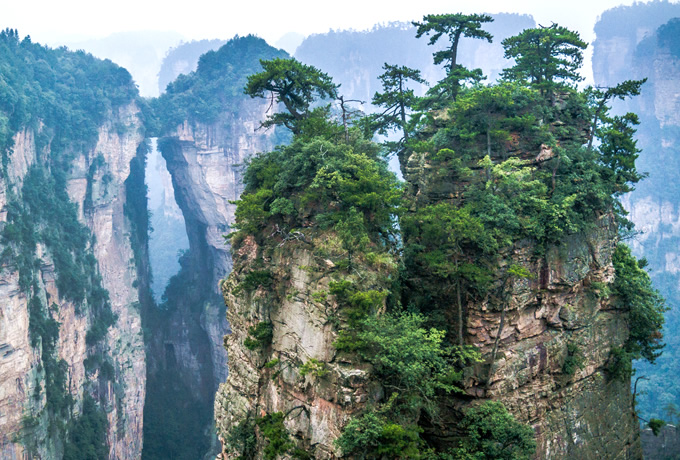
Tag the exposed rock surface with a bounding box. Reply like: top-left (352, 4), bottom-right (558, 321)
top-left (0, 103), bottom-right (146, 458)
top-left (215, 236), bottom-right (384, 459)
top-left (641, 425), bottom-right (680, 460)
top-left (151, 98), bottom-right (281, 453)
top-left (402, 140), bottom-right (641, 459)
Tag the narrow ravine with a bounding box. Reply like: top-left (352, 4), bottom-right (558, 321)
top-left (145, 138), bottom-right (190, 303)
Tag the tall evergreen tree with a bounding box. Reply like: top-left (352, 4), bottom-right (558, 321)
top-left (413, 13), bottom-right (494, 101)
top-left (501, 24), bottom-right (587, 97)
top-left (244, 57), bottom-right (338, 135)
top-left (371, 63), bottom-right (425, 151)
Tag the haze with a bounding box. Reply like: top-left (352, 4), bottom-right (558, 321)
top-left (3, 0), bottom-right (674, 92)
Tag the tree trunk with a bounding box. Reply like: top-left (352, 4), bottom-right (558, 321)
top-left (456, 259), bottom-right (463, 346)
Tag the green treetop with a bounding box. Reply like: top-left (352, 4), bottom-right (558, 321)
top-left (244, 57), bottom-right (338, 135)
top-left (501, 23), bottom-right (587, 97)
top-left (371, 63), bottom-right (425, 149)
top-left (413, 13), bottom-right (494, 102)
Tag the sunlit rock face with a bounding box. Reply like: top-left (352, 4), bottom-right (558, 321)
top-left (0, 102), bottom-right (146, 459)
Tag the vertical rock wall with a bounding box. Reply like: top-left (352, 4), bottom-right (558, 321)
top-left (0, 103), bottom-right (146, 459)
top-left (401, 142), bottom-right (642, 458)
top-left (147, 98), bottom-right (281, 456)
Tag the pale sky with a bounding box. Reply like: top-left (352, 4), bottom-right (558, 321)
top-left (2, 0), bottom-right (662, 46)
top-left (2, 0), bottom-right (676, 88)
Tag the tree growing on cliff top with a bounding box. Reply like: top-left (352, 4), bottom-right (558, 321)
top-left (371, 63), bottom-right (425, 150)
top-left (413, 13), bottom-right (494, 102)
top-left (244, 57), bottom-right (338, 135)
top-left (501, 24), bottom-right (587, 97)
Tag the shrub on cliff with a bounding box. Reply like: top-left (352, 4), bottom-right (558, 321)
top-left (612, 244), bottom-right (667, 363)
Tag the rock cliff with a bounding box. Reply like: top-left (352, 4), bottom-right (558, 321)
top-left (0, 102), bottom-right (146, 458)
top-left (158, 100), bottom-right (280, 394)
top-left (213, 78), bottom-right (647, 457)
top-left (403, 147), bottom-right (640, 458)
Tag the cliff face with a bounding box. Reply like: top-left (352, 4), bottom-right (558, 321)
top-left (159, 99), bottom-right (280, 393)
top-left (403, 146), bottom-right (640, 458)
top-left (0, 103), bottom-right (146, 458)
top-left (215, 236), bottom-right (385, 459)
top-left (212, 76), bottom-right (647, 457)
top-left (143, 98), bottom-right (281, 457)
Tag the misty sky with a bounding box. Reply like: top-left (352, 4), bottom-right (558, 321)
top-left (3, 0), bottom-right (676, 91)
top-left (3, 0), bottom-right (663, 46)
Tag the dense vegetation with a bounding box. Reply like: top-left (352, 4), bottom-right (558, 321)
top-left (151, 35), bottom-right (288, 134)
top-left (224, 12), bottom-right (667, 458)
top-left (157, 38), bottom-right (227, 95)
top-left (0, 28), bottom-right (138, 455)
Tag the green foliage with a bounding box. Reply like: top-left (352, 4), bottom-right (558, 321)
top-left (445, 82), bottom-right (541, 157)
top-left (230, 135), bottom-right (401, 256)
top-left (153, 35), bottom-right (288, 133)
top-left (329, 279), bottom-right (388, 327)
top-left (371, 63), bottom-right (425, 145)
top-left (606, 346), bottom-right (633, 383)
top-left (244, 321), bottom-right (274, 351)
top-left (612, 244), bottom-right (667, 363)
top-left (562, 342), bottom-right (585, 377)
top-left (225, 418), bottom-right (257, 460)
top-left (453, 401), bottom-right (536, 460)
top-left (63, 395), bottom-right (109, 460)
top-left (234, 270), bottom-right (273, 295)
top-left (299, 358), bottom-right (328, 378)
top-left (648, 418), bottom-right (666, 436)
top-left (256, 412), bottom-right (294, 460)
top-left (344, 312), bottom-right (479, 416)
top-left (0, 29), bottom-right (137, 161)
top-left (335, 411), bottom-right (422, 459)
top-left (245, 57), bottom-right (338, 135)
top-left (501, 24), bottom-right (587, 96)
top-left (413, 13), bottom-right (494, 102)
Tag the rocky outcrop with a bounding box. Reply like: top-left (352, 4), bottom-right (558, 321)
top-left (0, 103), bottom-right (146, 458)
top-left (467, 215), bottom-right (638, 458)
top-left (641, 425), bottom-right (680, 459)
top-left (215, 236), bottom-right (384, 459)
top-left (401, 139), bottom-right (641, 458)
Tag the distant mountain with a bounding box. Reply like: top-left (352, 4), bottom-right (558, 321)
top-left (157, 39), bottom-right (227, 95)
top-left (294, 14), bottom-right (535, 106)
top-left (62, 30), bottom-right (183, 97)
top-left (592, 2), bottom-right (680, 448)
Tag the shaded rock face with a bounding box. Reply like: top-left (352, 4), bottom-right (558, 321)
top-left (641, 425), bottom-right (680, 459)
top-left (150, 98), bottom-right (281, 455)
top-left (593, 7), bottom-right (680, 448)
top-left (0, 103), bottom-right (146, 458)
top-left (402, 144), bottom-right (641, 459)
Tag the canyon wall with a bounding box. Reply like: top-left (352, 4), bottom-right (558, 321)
top-left (593, 3), bottom-right (680, 428)
top-left (0, 102), bottom-right (146, 458)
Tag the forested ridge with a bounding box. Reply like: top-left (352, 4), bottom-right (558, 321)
top-left (220, 14), bottom-right (666, 459)
top-left (0, 28), bottom-right (141, 458)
